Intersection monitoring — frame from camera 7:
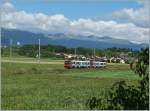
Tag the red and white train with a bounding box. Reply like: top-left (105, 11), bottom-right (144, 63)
top-left (64, 60), bottom-right (106, 68)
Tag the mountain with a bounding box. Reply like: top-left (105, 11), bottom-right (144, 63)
top-left (1, 28), bottom-right (148, 50)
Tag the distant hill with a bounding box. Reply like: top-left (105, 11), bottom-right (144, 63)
top-left (1, 28), bottom-right (148, 50)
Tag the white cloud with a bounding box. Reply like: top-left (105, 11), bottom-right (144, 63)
top-left (0, 2), bottom-right (16, 12)
top-left (112, 0), bottom-right (149, 27)
top-left (70, 19), bottom-right (149, 43)
top-left (0, 2), bottom-right (149, 43)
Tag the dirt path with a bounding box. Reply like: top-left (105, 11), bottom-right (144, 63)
top-left (2, 60), bottom-right (64, 64)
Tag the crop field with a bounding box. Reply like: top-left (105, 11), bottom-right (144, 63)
top-left (1, 58), bottom-right (140, 109)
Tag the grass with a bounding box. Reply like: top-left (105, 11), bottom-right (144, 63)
top-left (69, 64), bottom-right (139, 80)
top-left (70, 70), bottom-right (138, 80)
top-left (1, 60), bottom-right (140, 110)
top-left (2, 57), bottom-right (64, 62)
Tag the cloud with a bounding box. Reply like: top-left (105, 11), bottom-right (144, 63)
top-left (112, 0), bottom-right (149, 28)
top-left (70, 19), bottom-right (149, 43)
top-left (0, 2), bottom-right (149, 43)
top-left (0, 2), bottom-right (16, 12)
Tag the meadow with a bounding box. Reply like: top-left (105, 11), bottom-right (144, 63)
top-left (1, 58), bottom-right (140, 109)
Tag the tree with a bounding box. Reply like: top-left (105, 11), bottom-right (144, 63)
top-left (86, 48), bottom-right (149, 110)
top-left (1, 48), bottom-right (4, 56)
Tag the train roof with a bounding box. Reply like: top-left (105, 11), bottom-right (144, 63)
top-left (65, 60), bottom-right (106, 63)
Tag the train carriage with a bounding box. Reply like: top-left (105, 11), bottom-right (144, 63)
top-left (64, 60), bottom-right (106, 69)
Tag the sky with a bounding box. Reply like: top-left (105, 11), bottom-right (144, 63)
top-left (0, 0), bottom-right (149, 43)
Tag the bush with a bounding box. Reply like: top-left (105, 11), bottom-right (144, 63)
top-left (86, 48), bottom-right (149, 110)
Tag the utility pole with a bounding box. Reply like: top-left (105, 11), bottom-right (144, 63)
top-left (9, 39), bottom-right (12, 63)
top-left (74, 48), bottom-right (77, 59)
top-left (94, 48), bottom-right (96, 68)
top-left (93, 48), bottom-right (95, 61)
top-left (38, 39), bottom-right (40, 64)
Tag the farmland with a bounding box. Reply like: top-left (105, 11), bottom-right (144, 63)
top-left (1, 58), bottom-right (140, 109)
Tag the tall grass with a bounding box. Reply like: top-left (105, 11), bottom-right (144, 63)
top-left (1, 62), bottom-right (139, 109)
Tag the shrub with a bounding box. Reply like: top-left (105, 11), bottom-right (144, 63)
top-left (86, 48), bottom-right (149, 110)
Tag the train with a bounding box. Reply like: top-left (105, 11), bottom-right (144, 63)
top-left (64, 60), bottom-right (106, 68)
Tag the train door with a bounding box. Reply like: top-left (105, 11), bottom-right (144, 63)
top-left (71, 61), bottom-right (75, 68)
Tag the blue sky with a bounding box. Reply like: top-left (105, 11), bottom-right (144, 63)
top-left (2, 0), bottom-right (143, 20)
top-left (1, 0), bottom-right (149, 43)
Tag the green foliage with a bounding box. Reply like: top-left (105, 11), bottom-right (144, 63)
top-left (18, 45), bottom-right (39, 57)
top-left (86, 97), bottom-right (102, 110)
top-left (107, 81), bottom-right (142, 110)
top-left (134, 48), bottom-right (149, 77)
top-left (2, 44), bottom-right (135, 58)
top-left (86, 48), bottom-right (149, 110)
top-left (1, 46), bottom-right (20, 57)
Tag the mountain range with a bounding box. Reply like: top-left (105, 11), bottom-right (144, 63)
top-left (1, 28), bottom-right (148, 50)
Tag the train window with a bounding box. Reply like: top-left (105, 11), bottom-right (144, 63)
top-left (77, 62), bottom-right (80, 65)
top-left (65, 61), bottom-right (71, 64)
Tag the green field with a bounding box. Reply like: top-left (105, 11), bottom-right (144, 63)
top-left (2, 57), bottom-right (64, 62)
top-left (1, 59), bottom-right (140, 109)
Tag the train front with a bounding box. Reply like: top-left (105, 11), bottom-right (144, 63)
top-left (64, 60), bottom-right (72, 68)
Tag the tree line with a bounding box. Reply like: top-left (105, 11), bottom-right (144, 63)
top-left (1, 44), bottom-right (139, 58)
